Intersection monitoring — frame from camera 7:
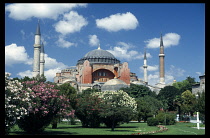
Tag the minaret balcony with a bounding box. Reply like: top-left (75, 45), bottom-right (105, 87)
top-left (34, 44), bottom-right (41, 48)
top-left (143, 65), bottom-right (148, 68)
top-left (159, 54), bottom-right (165, 57)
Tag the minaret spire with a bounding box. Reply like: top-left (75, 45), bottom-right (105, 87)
top-left (160, 33), bottom-right (163, 47)
top-left (35, 19), bottom-right (41, 35)
top-left (143, 48), bottom-right (148, 85)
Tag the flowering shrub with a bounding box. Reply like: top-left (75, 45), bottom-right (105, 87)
top-left (17, 81), bottom-right (73, 133)
top-left (92, 90), bottom-right (137, 112)
top-left (5, 73), bottom-right (31, 134)
top-left (92, 90), bottom-right (137, 130)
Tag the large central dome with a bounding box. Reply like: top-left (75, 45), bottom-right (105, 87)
top-left (84, 49), bottom-right (115, 59)
top-left (77, 47), bottom-right (120, 65)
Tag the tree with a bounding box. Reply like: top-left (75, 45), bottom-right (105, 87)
top-left (136, 96), bottom-right (162, 122)
top-left (58, 83), bottom-right (77, 108)
top-left (13, 74), bottom-right (47, 83)
top-left (173, 95), bottom-right (182, 120)
top-left (121, 83), bottom-right (156, 98)
top-left (194, 91), bottom-right (205, 123)
top-left (82, 88), bottom-right (99, 95)
top-left (173, 76), bottom-right (196, 93)
top-left (158, 86), bottom-right (180, 111)
top-left (180, 90), bottom-right (196, 116)
top-left (74, 93), bottom-right (104, 128)
top-left (195, 91), bottom-right (205, 115)
top-left (92, 90), bottom-right (137, 131)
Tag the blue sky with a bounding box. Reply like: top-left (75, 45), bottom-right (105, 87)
top-left (5, 3), bottom-right (205, 85)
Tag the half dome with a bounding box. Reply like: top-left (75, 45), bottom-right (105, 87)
top-left (101, 78), bottom-right (129, 91)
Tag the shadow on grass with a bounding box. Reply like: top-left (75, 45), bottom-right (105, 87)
top-left (9, 130), bottom-right (78, 135)
top-left (105, 130), bottom-right (131, 132)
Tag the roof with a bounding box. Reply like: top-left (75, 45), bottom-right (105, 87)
top-left (77, 48), bottom-right (120, 65)
top-left (84, 49), bottom-right (115, 59)
top-left (101, 78), bottom-right (128, 91)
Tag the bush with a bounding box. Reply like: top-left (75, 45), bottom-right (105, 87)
top-left (17, 81), bottom-right (72, 134)
top-left (75, 94), bottom-right (104, 128)
top-left (156, 111), bottom-right (176, 125)
top-left (147, 117), bottom-right (159, 126)
top-left (92, 90), bottom-right (137, 131)
top-left (5, 73), bottom-right (31, 135)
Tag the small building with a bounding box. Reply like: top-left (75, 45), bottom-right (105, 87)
top-left (192, 74), bottom-right (205, 94)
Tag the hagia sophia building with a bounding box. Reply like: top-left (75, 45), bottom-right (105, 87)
top-left (32, 22), bottom-right (168, 93)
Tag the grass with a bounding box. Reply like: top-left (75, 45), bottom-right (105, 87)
top-left (153, 122), bottom-right (205, 135)
top-left (9, 122), bottom-right (205, 135)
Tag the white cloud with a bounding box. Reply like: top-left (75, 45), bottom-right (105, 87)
top-left (140, 65), bottom-right (159, 72)
top-left (145, 33), bottom-right (181, 48)
top-left (17, 54), bottom-right (68, 81)
top-left (196, 72), bottom-right (202, 76)
top-left (56, 36), bottom-right (76, 48)
top-left (17, 70), bottom-right (33, 78)
top-left (44, 68), bottom-right (63, 81)
top-left (96, 12), bottom-right (139, 32)
top-left (88, 34), bottom-right (100, 46)
top-left (17, 68), bottom-right (63, 81)
top-left (5, 3), bottom-right (87, 20)
top-left (143, 65), bottom-right (185, 86)
top-left (20, 29), bottom-right (25, 39)
top-left (44, 54), bottom-right (68, 69)
top-left (54, 11), bottom-right (88, 35)
top-left (166, 65), bottom-right (185, 78)
top-left (108, 42), bottom-right (151, 61)
top-left (5, 43), bottom-right (33, 66)
top-left (148, 72), bottom-right (159, 86)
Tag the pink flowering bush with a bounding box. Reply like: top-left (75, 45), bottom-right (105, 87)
top-left (17, 81), bottom-right (73, 134)
top-left (5, 73), bottom-right (31, 135)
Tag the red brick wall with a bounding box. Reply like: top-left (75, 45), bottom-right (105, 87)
top-left (82, 60), bottom-right (92, 84)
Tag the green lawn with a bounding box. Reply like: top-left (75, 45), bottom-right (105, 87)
top-left (9, 122), bottom-right (205, 135)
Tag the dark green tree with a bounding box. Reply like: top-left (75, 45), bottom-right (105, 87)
top-left (74, 94), bottom-right (105, 128)
top-left (121, 83), bottom-right (156, 98)
top-left (136, 96), bottom-right (162, 122)
top-left (194, 91), bottom-right (205, 123)
top-left (13, 74), bottom-right (47, 83)
top-left (158, 86), bottom-right (180, 111)
top-left (82, 88), bottom-right (99, 95)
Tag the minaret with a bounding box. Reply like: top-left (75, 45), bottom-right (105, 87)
top-left (32, 20), bottom-right (41, 77)
top-left (40, 42), bottom-right (45, 76)
top-left (143, 49), bottom-right (148, 85)
top-left (159, 33), bottom-right (165, 84)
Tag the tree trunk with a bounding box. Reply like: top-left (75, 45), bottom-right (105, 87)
top-left (52, 121), bottom-right (57, 129)
top-left (111, 118), bottom-right (115, 131)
